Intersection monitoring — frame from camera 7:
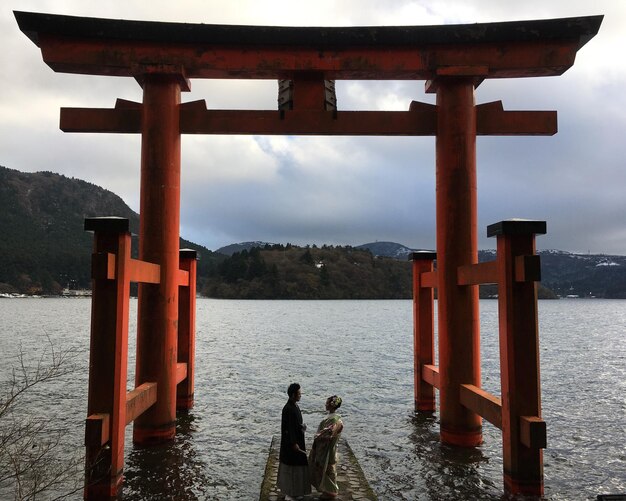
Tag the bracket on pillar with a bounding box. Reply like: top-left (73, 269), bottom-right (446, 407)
top-left (425, 66), bottom-right (489, 93)
top-left (132, 63), bottom-right (191, 91)
top-left (278, 73), bottom-right (336, 111)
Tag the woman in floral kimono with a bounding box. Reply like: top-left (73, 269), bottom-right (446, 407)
top-left (309, 395), bottom-right (344, 499)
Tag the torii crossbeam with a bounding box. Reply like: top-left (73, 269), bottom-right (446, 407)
top-left (15, 10), bottom-right (601, 499)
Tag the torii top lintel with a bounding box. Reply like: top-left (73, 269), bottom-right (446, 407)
top-left (15, 11), bottom-right (602, 81)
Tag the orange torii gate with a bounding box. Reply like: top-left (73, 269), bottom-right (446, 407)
top-left (15, 11), bottom-right (601, 499)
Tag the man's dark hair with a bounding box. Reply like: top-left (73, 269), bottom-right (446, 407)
top-left (287, 382), bottom-right (301, 397)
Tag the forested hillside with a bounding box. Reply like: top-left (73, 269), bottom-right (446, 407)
top-left (203, 244), bottom-right (412, 299)
top-left (0, 166), bottom-right (219, 294)
top-left (1, 166), bottom-right (625, 298)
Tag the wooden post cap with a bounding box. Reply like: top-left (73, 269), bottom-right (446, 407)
top-left (84, 216), bottom-right (130, 233)
top-left (408, 251), bottom-right (437, 261)
top-left (487, 219), bottom-right (546, 238)
top-left (179, 248), bottom-right (198, 260)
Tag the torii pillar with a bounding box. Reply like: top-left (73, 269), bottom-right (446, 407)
top-left (430, 76), bottom-right (482, 446)
top-left (134, 71), bottom-right (190, 444)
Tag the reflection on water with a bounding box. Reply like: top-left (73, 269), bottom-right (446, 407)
top-left (124, 414), bottom-right (219, 500)
top-left (407, 413), bottom-right (500, 501)
top-left (0, 298), bottom-right (625, 500)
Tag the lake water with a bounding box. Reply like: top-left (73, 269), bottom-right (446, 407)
top-left (0, 298), bottom-right (624, 500)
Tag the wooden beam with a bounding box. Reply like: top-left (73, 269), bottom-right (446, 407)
top-left (128, 259), bottom-right (160, 284)
top-left (520, 416), bottom-right (547, 449)
top-left (61, 107), bottom-right (140, 133)
top-left (61, 99), bottom-right (559, 136)
top-left (457, 261), bottom-right (498, 285)
top-left (125, 382), bottom-right (157, 424)
top-left (85, 413), bottom-right (110, 446)
top-left (176, 362), bottom-right (188, 384)
top-left (91, 254), bottom-right (161, 284)
top-left (476, 101), bottom-right (557, 136)
top-left (29, 29), bottom-right (592, 80)
top-left (460, 384), bottom-right (503, 430)
top-left (422, 364), bottom-right (440, 389)
top-left (61, 98), bottom-right (141, 133)
top-left (420, 270), bottom-right (438, 289)
top-left (61, 104), bottom-right (439, 135)
top-left (90, 253), bottom-right (162, 285)
top-left (181, 105), bottom-right (439, 135)
top-left (409, 100), bottom-right (436, 113)
top-left (16, 11), bottom-right (602, 79)
top-left (515, 255), bottom-right (542, 282)
top-left (177, 269), bottom-right (189, 287)
top-left (91, 252), bottom-right (116, 280)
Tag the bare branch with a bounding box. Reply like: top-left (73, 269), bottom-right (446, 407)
top-left (0, 336), bottom-right (81, 500)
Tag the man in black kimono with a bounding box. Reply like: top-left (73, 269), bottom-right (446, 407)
top-left (277, 382), bottom-right (311, 500)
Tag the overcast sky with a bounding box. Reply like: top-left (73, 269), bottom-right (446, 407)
top-left (1, 1), bottom-right (624, 254)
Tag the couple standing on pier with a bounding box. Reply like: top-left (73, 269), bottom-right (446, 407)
top-left (277, 383), bottom-right (344, 501)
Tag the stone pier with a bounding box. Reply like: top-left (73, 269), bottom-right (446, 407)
top-left (259, 436), bottom-right (377, 501)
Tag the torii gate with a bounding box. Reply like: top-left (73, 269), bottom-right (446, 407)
top-left (15, 11), bottom-right (601, 500)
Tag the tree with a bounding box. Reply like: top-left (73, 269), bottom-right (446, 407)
top-left (247, 247), bottom-right (267, 279)
top-left (320, 265), bottom-right (331, 287)
top-left (300, 249), bottom-right (314, 266)
top-left (0, 339), bottom-right (82, 500)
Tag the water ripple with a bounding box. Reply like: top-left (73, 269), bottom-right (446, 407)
top-left (0, 298), bottom-right (624, 499)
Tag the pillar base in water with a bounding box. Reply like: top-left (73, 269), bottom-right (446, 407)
top-left (176, 394), bottom-right (194, 411)
top-left (504, 473), bottom-right (544, 497)
top-left (84, 474), bottom-right (122, 500)
top-left (441, 427), bottom-right (483, 447)
top-left (133, 424), bottom-right (176, 446)
top-left (415, 399), bottom-right (436, 412)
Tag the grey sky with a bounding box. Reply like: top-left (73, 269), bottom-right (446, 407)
top-left (1, 1), bottom-right (624, 254)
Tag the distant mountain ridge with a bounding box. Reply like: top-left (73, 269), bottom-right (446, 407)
top-left (358, 246), bottom-right (626, 298)
top-left (356, 241), bottom-right (425, 259)
top-left (215, 241), bottom-right (626, 298)
top-left (1, 165), bottom-right (625, 298)
top-left (532, 249), bottom-right (626, 298)
top-left (216, 241), bottom-right (423, 259)
top-left (216, 241), bottom-right (276, 256)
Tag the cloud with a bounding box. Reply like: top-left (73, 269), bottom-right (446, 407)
top-left (2, 1), bottom-right (624, 254)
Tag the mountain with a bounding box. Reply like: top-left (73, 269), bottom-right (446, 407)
top-left (352, 246), bottom-right (626, 299)
top-left (1, 165), bottom-right (625, 298)
top-left (216, 241), bottom-right (275, 256)
top-left (536, 250), bottom-right (626, 298)
top-left (207, 239), bottom-right (626, 298)
top-left (479, 249), bottom-right (626, 298)
top-left (0, 166), bottom-right (221, 295)
top-left (356, 241), bottom-right (425, 260)
top-left (202, 244), bottom-right (413, 299)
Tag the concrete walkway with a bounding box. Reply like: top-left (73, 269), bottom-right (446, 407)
top-left (259, 436), bottom-right (377, 501)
